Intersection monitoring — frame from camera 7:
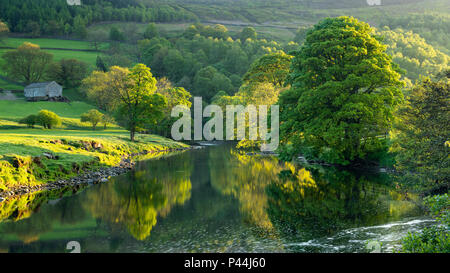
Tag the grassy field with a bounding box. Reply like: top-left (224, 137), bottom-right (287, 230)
top-left (0, 48), bottom-right (99, 71)
top-left (0, 100), bottom-right (96, 120)
top-left (0, 99), bottom-right (115, 130)
top-left (0, 37), bottom-right (105, 84)
top-left (0, 97), bottom-right (188, 192)
top-left (0, 78), bottom-right (23, 90)
top-left (1, 38), bottom-right (104, 50)
top-left (87, 22), bottom-right (190, 40)
top-left (0, 128), bottom-right (188, 191)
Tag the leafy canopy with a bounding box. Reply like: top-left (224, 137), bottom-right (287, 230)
top-left (81, 109), bottom-right (104, 130)
top-left (115, 64), bottom-right (167, 141)
top-left (279, 16), bottom-right (404, 165)
top-left (37, 110), bottom-right (61, 129)
top-left (242, 52), bottom-right (293, 87)
top-left (392, 72), bottom-right (449, 188)
top-left (2, 42), bottom-right (53, 84)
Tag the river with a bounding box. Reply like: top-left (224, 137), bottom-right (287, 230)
top-left (0, 143), bottom-right (433, 253)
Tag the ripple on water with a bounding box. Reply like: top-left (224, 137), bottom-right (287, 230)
top-left (283, 217), bottom-right (435, 253)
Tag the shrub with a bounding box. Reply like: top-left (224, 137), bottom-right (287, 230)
top-left (80, 109), bottom-right (104, 130)
top-left (399, 194), bottom-right (450, 253)
top-left (37, 110), bottom-right (61, 129)
top-left (19, 114), bottom-right (39, 128)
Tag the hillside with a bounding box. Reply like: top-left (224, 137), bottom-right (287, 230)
top-left (0, 100), bottom-right (108, 130)
top-left (0, 38), bottom-right (103, 76)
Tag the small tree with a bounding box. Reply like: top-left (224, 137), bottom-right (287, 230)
top-left (38, 110), bottom-right (61, 129)
top-left (19, 114), bottom-right (38, 128)
top-left (96, 56), bottom-right (107, 72)
top-left (240, 27), bottom-right (257, 41)
top-left (101, 114), bottom-right (115, 129)
top-left (109, 27), bottom-right (125, 41)
top-left (81, 109), bottom-right (104, 130)
top-left (143, 23), bottom-right (159, 39)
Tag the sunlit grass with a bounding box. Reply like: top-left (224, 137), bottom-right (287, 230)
top-left (0, 128), bottom-right (188, 191)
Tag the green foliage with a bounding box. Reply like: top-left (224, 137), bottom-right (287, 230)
top-left (73, 15), bottom-right (88, 39)
top-left (193, 66), bottom-right (234, 101)
top-left (425, 194), bottom-right (450, 226)
top-left (114, 64), bottom-right (167, 141)
top-left (82, 66), bottom-right (129, 112)
top-left (96, 56), bottom-right (108, 72)
top-left (293, 26), bottom-right (311, 45)
top-left (0, 0), bottom-right (197, 38)
top-left (279, 17), bottom-right (404, 165)
top-left (2, 42), bottom-right (53, 84)
top-left (101, 114), bottom-right (115, 129)
top-left (240, 27), bottom-right (257, 41)
top-left (393, 74), bottom-right (449, 189)
top-left (37, 110), bottom-right (62, 129)
top-left (109, 27), bottom-right (125, 41)
top-left (18, 115), bottom-right (38, 128)
top-left (0, 128), bottom-right (187, 191)
top-left (46, 58), bottom-right (88, 88)
top-left (399, 194), bottom-right (450, 253)
top-left (378, 28), bottom-right (449, 84)
top-left (140, 24), bottom-right (286, 102)
top-left (80, 109), bottom-right (104, 130)
top-left (0, 20), bottom-right (9, 42)
top-left (144, 23), bottom-right (159, 39)
top-left (148, 78), bottom-right (192, 137)
top-left (400, 226), bottom-right (449, 253)
top-left (242, 52), bottom-right (293, 86)
top-left (379, 12), bottom-right (450, 55)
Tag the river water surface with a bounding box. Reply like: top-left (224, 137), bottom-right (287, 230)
top-left (0, 144), bottom-right (433, 253)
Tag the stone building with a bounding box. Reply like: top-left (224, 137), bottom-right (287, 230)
top-left (24, 81), bottom-right (63, 101)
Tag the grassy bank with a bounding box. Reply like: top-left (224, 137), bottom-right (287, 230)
top-left (0, 100), bottom-right (114, 129)
top-left (0, 128), bottom-right (188, 192)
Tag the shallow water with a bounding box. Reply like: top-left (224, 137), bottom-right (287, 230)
top-left (0, 144), bottom-right (432, 253)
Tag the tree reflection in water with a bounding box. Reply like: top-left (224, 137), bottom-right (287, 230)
top-left (0, 145), bottom-right (425, 252)
top-left (210, 148), bottom-right (421, 240)
top-left (82, 152), bottom-right (192, 241)
top-left (267, 164), bottom-right (421, 239)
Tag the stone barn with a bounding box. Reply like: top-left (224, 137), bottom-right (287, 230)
top-left (24, 81), bottom-right (63, 101)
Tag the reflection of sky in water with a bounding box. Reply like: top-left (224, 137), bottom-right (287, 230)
top-left (0, 144), bottom-right (432, 253)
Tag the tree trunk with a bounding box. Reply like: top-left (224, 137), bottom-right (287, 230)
top-left (130, 130), bottom-right (135, 142)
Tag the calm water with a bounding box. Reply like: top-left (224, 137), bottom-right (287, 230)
top-left (0, 144), bottom-right (432, 253)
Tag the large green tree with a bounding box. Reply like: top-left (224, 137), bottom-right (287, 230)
top-left (115, 64), bottom-right (167, 141)
top-left (193, 66), bottom-right (234, 101)
top-left (2, 42), bottom-right (53, 84)
top-left (46, 58), bottom-right (88, 87)
top-left (393, 72), bottom-right (449, 189)
top-left (148, 78), bottom-right (192, 137)
top-left (279, 17), bottom-right (404, 165)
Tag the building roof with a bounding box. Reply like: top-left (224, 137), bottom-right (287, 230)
top-left (25, 81), bottom-right (60, 89)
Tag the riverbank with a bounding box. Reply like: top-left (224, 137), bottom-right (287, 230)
top-left (0, 128), bottom-right (189, 199)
